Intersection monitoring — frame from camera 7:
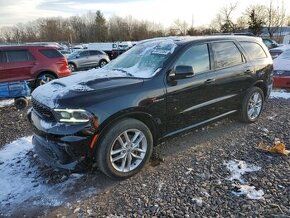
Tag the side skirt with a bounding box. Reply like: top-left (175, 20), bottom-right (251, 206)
top-left (163, 110), bottom-right (237, 139)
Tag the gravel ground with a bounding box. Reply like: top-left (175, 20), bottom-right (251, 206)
top-left (0, 98), bottom-right (289, 217)
top-left (0, 104), bottom-right (32, 147)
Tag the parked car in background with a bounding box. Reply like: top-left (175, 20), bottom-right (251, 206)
top-left (87, 42), bottom-right (133, 60)
top-left (269, 44), bottom-right (290, 59)
top-left (59, 49), bottom-right (72, 57)
top-left (273, 49), bottom-right (290, 89)
top-left (0, 45), bottom-right (71, 87)
top-left (28, 36), bottom-right (272, 179)
top-left (262, 38), bottom-right (280, 50)
top-left (67, 50), bottom-right (110, 72)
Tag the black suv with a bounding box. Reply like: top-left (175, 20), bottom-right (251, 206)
top-left (28, 36), bottom-right (273, 179)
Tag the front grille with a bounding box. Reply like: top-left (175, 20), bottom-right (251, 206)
top-left (32, 98), bottom-right (55, 121)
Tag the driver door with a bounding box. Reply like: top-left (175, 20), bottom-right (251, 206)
top-left (165, 43), bottom-right (218, 134)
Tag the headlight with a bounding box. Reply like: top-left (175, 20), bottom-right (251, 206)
top-left (54, 109), bottom-right (91, 123)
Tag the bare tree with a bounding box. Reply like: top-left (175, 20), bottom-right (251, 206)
top-left (265, 0), bottom-right (287, 38)
top-left (213, 2), bottom-right (239, 33)
top-left (171, 19), bottom-right (189, 35)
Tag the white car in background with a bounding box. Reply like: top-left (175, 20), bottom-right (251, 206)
top-left (273, 49), bottom-right (290, 89)
top-left (269, 44), bottom-right (290, 59)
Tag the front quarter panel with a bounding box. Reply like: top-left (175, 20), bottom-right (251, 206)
top-left (89, 75), bottom-right (167, 138)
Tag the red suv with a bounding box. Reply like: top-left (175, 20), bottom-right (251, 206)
top-left (0, 45), bottom-right (71, 87)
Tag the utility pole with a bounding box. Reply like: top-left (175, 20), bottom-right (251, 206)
top-left (191, 14), bottom-right (194, 29)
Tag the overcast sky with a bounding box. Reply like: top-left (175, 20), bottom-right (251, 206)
top-left (0, 0), bottom-right (289, 28)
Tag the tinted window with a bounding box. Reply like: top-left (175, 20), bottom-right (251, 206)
top-left (175, 44), bottom-right (210, 74)
top-left (212, 42), bottom-right (244, 69)
top-left (263, 39), bottom-right (272, 48)
top-left (40, 49), bottom-right (63, 58)
top-left (6, 50), bottom-right (35, 62)
top-left (0, 51), bottom-right (6, 63)
top-left (79, 51), bottom-right (89, 57)
top-left (240, 42), bottom-right (267, 59)
top-left (90, 50), bottom-right (101, 56)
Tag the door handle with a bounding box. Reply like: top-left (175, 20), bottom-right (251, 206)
top-left (204, 78), bottom-right (216, 84)
top-left (244, 69), bottom-right (254, 74)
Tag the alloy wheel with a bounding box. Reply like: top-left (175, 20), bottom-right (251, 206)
top-left (39, 75), bottom-right (54, 85)
top-left (110, 129), bottom-right (147, 173)
top-left (247, 92), bottom-right (263, 120)
top-left (100, 61), bottom-right (107, 68)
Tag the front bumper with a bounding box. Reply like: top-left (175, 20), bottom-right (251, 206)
top-left (28, 108), bottom-right (95, 171)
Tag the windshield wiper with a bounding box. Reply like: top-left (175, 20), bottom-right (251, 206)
top-left (112, 68), bottom-right (134, 77)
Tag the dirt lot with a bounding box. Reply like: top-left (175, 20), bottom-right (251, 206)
top-left (0, 98), bottom-right (289, 217)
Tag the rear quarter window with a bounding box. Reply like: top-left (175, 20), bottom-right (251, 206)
top-left (6, 50), bottom-right (35, 62)
top-left (240, 42), bottom-right (267, 59)
top-left (212, 41), bottom-right (244, 69)
top-left (40, 49), bottom-right (63, 58)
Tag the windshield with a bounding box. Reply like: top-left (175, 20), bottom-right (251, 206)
top-left (104, 39), bottom-right (177, 78)
top-left (67, 50), bottom-right (81, 59)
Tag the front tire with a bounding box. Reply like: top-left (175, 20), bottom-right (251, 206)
top-left (96, 118), bottom-right (153, 179)
top-left (240, 87), bottom-right (264, 123)
top-left (68, 63), bottom-right (77, 72)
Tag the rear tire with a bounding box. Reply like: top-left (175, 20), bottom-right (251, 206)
top-left (240, 87), bottom-right (264, 123)
top-left (14, 97), bottom-right (28, 110)
top-left (96, 118), bottom-right (153, 179)
top-left (35, 73), bottom-right (56, 87)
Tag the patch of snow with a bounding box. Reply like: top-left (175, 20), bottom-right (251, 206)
top-left (158, 181), bottom-right (164, 192)
top-left (224, 160), bottom-right (261, 183)
top-left (232, 185), bottom-right (264, 200)
top-left (185, 167), bottom-right (193, 175)
top-left (0, 136), bottom-right (97, 216)
top-left (32, 68), bottom-right (125, 108)
top-left (224, 160), bottom-right (264, 200)
top-left (270, 89), bottom-right (290, 99)
top-left (191, 197), bottom-right (203, 206)
top-left (0, 99), bottom-right (14, 108)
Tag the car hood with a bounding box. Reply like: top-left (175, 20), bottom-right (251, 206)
top-left (32, 68), bottom-right (144, 108)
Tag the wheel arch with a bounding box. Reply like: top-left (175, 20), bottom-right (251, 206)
top-left (253, 80), bottom-right (267, 98)
top-left (36, 70), bottom-right (58, 79)
top-left (93, 110), bottom-right (160, 154)
top-left (68, 61), bottom-right (77, 68)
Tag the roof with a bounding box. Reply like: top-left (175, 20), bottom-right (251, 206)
top-left (0, 45), bottom-right (58, 50)
top-left (139, 35), bottom-right (262, 46)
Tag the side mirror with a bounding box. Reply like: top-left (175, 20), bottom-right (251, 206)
top-left (170, 65), bottom-right (195, 80)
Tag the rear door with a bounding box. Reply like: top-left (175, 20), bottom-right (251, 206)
top-left (89, 50), bottom-right (101, 66)
top-left (210, 41), bottom-right (254, 113)
top-left (0, 49), bottom-right (36, 82)
top-left (77, 51), bottom-right (90, 68)
top-left (0, 51), bottom-right (7, 82)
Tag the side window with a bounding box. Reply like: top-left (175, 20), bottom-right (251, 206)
top-left (212, 42), bottom-right (244, 69)
top-left (40, 49), bottom-right (63, 58)
top-left (240, 41), bottom-right (267, 59)
top-left (6, 50), bottom-right (35, 62)
top-left (90, 50), bottom-right (101, 56)
top-left (175, 44), bottom-right (210, 74)
top-left (262, 39), bottom-right (272, 49)
top-left (79, 51), bottom-right (89, 57)
top-left (0, 51), bottom-right (6, 63)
